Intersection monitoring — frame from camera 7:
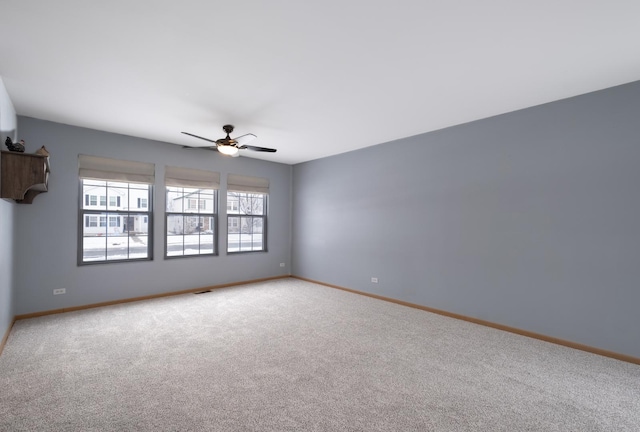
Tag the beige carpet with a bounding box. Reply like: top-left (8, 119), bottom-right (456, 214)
top-left (1, 278), bottom-right (639, 431)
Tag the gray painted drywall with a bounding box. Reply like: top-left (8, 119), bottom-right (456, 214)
top-left (0, 200), bottom-right (15, 340)
top-left (292, 80), bottom-right (640, 358)
top-left (0, 77), bottom-right (17, 339)
top-left (14, 117), bottom-right (291, 315)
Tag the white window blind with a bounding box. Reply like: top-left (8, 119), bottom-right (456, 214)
top-left (227, 174), bottom-right (269, 194)
top-left (78, 155), bottom-right (155, 184)
top-left (165, 166), bottom-right (220, 189)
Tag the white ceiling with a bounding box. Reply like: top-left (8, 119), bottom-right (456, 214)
top-left (1, 1), bottom-right (639, 165)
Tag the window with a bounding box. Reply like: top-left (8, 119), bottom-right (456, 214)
top-left (85, 215), bottom-right (98, 227)
top-left (164, 166), bottom-right (220, 258)
top-left (185, 199), bottom-right (206, 210)
top-left (227, 192), bottom-right (267, 252)
top-left (226, 173), bottom-right (269, 253)
top-left (137, 198), bottom-right (148, 208)
top-left (78, 155), bottom-right (154, 264)
top-left (80, 180), bottom-right (152, 263)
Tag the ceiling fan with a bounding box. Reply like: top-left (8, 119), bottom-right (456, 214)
top-left (181, 125), bottom-right (277, 157)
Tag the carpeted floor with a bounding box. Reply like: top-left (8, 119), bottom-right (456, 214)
top-left (1, 278), bottom-right (639, 431)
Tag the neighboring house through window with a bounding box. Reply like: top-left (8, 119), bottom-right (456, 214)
top-left (164, 166), bottom-right (220, 258)
top-left (78, 155), bottom-right (154, 264)
top-left (227, 174), bottom-right (269, 253)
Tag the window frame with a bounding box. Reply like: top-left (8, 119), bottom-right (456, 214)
top-left (226, 191), bottom-right (268, 254)
top-left (78, 179), bottom-right (154, 265)
top-left (165, 187), bottom-right (218, 259)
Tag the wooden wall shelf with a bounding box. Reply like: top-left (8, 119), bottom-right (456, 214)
top-left (1, 150), bottom-right (50, 204)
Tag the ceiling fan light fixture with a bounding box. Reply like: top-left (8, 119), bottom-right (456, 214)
top-left (217, 144), bottom-right (239, 156)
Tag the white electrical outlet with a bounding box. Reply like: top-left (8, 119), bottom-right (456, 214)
top-left (371, 277), bottom-right (378, 283)
top-left (53, 288), bottom-right (66, 295)
top-left (280, 263), bottom-right (285, 267)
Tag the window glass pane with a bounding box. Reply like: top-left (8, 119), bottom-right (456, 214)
top-left (128, 235), bottom-right (149, 259)
top-left (253, 217), bottom-right (263, 234)
top-left (123, 213), bottom-right (149, 235)
top-left (254, 194), bottom-right (265, 215)
top-left (200, 216), bottom-right (214, 234)
top-left (227, 194), bottom-right (240, 214)
top-left (108, 216), bottom-right (120, 227)
top-left (185, 197), bottom-right (198, 213)
top-left (166, 237), bottom-right (184, 256)
top-left (106, 235), bottom-right (129, 261)
top-left (183, 215), bottom-right (200, 234)
top-left (130, 189), bottom-right (149, 210)
top-left (200, 233), bottom-right (214, 254)
top-left (228, 237), bottom-right (239, 253)
top-left (228, 216), bottom-right (240, 233)
top-left (252, 235), bottom-right (263, 250)
top-left (108, 187), bottom-right (128, 210)
top-left (166, 214), bottom-right (184, 257)
top-left (83, 222), bottom-right (107, 261)
top-left (167, 214), bottom-right (184, 235)
top-left (83, 183), bottom-right (106, 210)
top-left (228, 216), bottom-right (239, 252)
top-left (239, 194), bottom-right (251, 215)
top-left (183, 235), bottom-right (200, 255)
top-left (166, 188), bottom-right (184, 212)
top-left (240, 232), bottom-right (252, 252)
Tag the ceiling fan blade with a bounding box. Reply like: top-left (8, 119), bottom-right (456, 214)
top-left (240, 145), bottom-right (277, 153)
top-left (234, 133), bottom-right (257, 146)
top-left (183, 146), bottom-right (218, 152)
top-left (181, 132), bottom-right (218, 145)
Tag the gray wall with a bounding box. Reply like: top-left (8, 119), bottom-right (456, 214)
top-left (0, 77), bottom-right (17, 340)
top-left (292, 81), bottom-right (640, 358)
top-left (14, 117), bottom-right (291, 315)
top-left (0, 200), bottom-right (15, 340)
